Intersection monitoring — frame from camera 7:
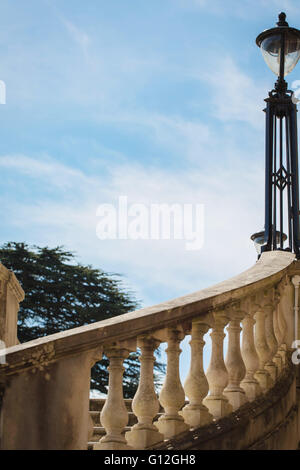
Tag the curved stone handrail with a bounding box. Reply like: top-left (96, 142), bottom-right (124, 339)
top-left (0, 250), bottom-right (295, 370)
top-left (0, 250), bottom-right (299, 450)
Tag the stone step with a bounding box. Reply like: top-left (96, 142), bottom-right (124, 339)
top-left (89, 398), bottom-right (134, 412)
top-left (90, 398), bottom-right (188, 417)
top-left (88, 397), bottom-right (188, 446)
top-left (90, 410), bottom-right (164, 427)
top-left (88, 413), bottom-right (165, 449)
top-left (90, 410), bottom-right (138, 427)
top-left (90, 425), bottom-right (132, 441)
top-left (89, 397), bottom-right (165, 413)
top-left (89, 398), bottom-right (188, 420)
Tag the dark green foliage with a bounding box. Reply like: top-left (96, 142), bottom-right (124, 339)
top-left (0, 242), bottom-right (165, 397)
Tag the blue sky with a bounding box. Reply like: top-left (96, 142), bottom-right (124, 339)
top-left (1, 0), bottom-right (300, 380)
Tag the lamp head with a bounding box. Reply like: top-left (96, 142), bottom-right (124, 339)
top-left (256, 12), bottom-right (300, 77)
top-left (251, 228), bottom-right (287, 256)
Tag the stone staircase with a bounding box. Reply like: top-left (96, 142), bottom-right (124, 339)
top-left (88, 398), bottom-right (164, 449)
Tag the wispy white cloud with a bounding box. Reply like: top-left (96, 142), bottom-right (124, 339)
top-left (90, 110), bottom-right (213, 162)
top-left (192, 56), bottom-right (267, 129)
top-left (0, 1), bottom-right (267, 305)
top-left (44, 0), bottom-right (91, 55)
top-left (0, 152), bottom-right (263, 306)
top-left (61, 18), bottom-right (90, 52)
top-left (0, 154), bottom-right (95, 190)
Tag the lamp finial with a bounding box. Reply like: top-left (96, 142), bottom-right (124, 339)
top-left (277, 12), bottom-right (289, 27)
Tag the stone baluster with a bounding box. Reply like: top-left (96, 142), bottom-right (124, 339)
top-left (125, 335), bottom-right (164, 449)
top-left (254, 291), bottom-right (273, 392)
top-left (275, 279), bottom-right (289, 368)
top-left (240, 296), bottom-right (262, 401)
top-left (94, 341), bottom-right (136, 450)
top-left (155, 328), bottom-right (189, 439)
top-left (273, 288), bottom-right (283, 373)
top-left (292, 275), bottom-right (300, 355)
top-left (280, 277), bottom-right (295, 349)
top-left (223, 303), bottom-right (247, 410)
top-left (181, 316), bottom-right (213, 427)
top-left (203, 310), bottom-right (232, 419)
top-left (264, 288), bottom-right (278, 382)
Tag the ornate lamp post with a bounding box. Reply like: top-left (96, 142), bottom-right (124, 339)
top-left (254, 13), bottom-right (300, 257)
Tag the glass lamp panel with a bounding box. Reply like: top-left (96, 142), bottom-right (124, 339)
top-left (284, 31), bottom-right (300, 75)
top-left (251, 232), bottom-right (265, 255)
top-left (253, 240), bottom-right (262, 255)
top-left (261, 34), bottom-right (282, 76)
top-left (261, 32), bottom-right (300, 76)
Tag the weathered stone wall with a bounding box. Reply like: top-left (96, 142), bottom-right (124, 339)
top-left (1, 349), bottom-right (101, 450)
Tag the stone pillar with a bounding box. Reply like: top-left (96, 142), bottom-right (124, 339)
top-left (125, 336), bottom-right (163, 449)
top-left (223, 304), bottom-right (247, 410)
top-left (264, 290), bottom-right (278, 383)
top-left (240, 297), bottom-right (262, 401)
top-left (181, 318), bottom-right (213, 427)
top-left (155, 328), bottom-right (189, 439)
top-left (94, 342), bottom-right (135, 450)
top-left (254, 291), bottom-right (273, 392)
top-left (0, 264), bottom-right (24, 347)
top-left (1, 345), bottom-right (102, 450)
top-left (203, 310), bottom-right (232, 419)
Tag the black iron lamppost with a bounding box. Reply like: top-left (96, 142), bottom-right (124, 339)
top-left (253, 12), bottom-right (300, 257)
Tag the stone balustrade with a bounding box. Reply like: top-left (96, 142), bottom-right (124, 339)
top-left (0, 250), bottom-right (300, 450)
